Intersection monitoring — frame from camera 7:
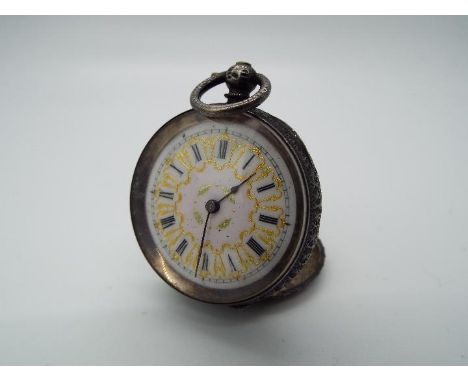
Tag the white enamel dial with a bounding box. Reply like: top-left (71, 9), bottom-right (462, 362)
top-left (145, 118), bottom-right (298, 289)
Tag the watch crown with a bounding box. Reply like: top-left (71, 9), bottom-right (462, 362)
top-left (225, 62), bottom-right (257, 103)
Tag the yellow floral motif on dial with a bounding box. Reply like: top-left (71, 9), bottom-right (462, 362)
top-left (153, 133), bottom-right (287, 282)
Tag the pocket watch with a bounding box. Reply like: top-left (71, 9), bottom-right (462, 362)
top-left (130, 62), bottom-right (324, 305)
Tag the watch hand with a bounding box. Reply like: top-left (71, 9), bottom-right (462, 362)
top-left (194, 211), bottom-right (211, 277)
top-left (217, 172), bottom-right (256, 204)
top-left (195, 172), bottom-right (255, 277)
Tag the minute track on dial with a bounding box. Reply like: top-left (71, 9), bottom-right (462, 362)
top-left (150, 127), bottom-right (293, 288)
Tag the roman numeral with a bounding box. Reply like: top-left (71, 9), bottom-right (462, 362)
top-left (191, 144), bottom-right (202, 162)
top-left (228, 255), bottom-right (237, 272)
top-left (160, 215), bottom-right (175, 229)
top-left (201, 253), bottom-right (209, 271)
top-left (170, 164), bottom-right (184, 175)
top-left (246, 237), bottom-right (265, 256)
top-left (175, 238), bottom-right (188, 255)
top-left (257, 183), bottom-right (275, 193)
top-left (218, 140), bottom-right (228, 159)
top-left (242, 154), bottom-right (255, 170)
top-left (259, 214), bottom-right (278, 225)
top-left (159, 191), bottom-right (174, 200)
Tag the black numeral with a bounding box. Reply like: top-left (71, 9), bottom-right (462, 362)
top-left (259, 214), bottom-right (278, 225)
top-left (242, 154), bottom-right (255, 170)
top-left (246, 237), bottom-right (265, 256)
top-left (257, 183), bottom-right (275, 193)
top-left (191, 144), bottom-right (202, 162)
top-left (160, 215), bottom-right (175, 229)
top-left (228, 255), bottom-right (237, 272)
top-left (218, 140), bottom-right (228, 159)
top-left (170, 164), bottom-right (184, 175)
top-left (201, 253), bottom-right (209, 271)
top-left (175, 239), bottom-right (188, 255)
top-left (159, 191), bottom-right (174, 200)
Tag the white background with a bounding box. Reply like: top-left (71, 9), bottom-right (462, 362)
top-left (0, 16), bottom-right (467, 365)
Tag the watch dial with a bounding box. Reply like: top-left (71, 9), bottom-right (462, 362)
top-left (145, 115), bottom-right (300, 290)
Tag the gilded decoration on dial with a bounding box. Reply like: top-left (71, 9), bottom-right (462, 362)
top-left (151, 130), bottom-right (292, 285)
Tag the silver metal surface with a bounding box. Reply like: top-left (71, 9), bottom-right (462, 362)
top-left (190, 62), bottom-right (271, 117)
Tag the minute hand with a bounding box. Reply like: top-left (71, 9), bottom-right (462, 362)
top-left (217, 172), bottom-right (256, 204)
